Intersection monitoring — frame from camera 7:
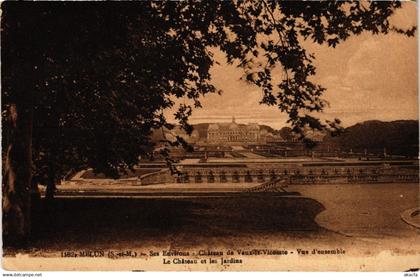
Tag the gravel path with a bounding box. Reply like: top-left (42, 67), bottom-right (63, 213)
top-left (287, 183), bottom-right (420, 244)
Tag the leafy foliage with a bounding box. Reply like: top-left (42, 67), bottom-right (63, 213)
top-left (324, 120), bottom-right (419, 156)
top-left (2, 1), bottom-right (415, 183)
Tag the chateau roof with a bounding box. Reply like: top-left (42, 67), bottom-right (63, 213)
top-left (208, 122), bottom-right (260, 131)
top-left (208, 124), bottom-right (219, 130)
top-left (229, 123), bottom-right (239, 129)
top-left (246, 123), bottom-right (259, 130)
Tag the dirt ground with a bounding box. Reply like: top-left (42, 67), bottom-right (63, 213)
top-left (288, 183), bottom-right (419, 238)
top-left (3, 183), bottom-right (419, 260)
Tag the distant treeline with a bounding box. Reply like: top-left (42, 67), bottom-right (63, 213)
top-left (324, 120), bottom-right (419, 157)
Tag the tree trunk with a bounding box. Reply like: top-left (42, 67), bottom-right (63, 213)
top-left (45, 180), bottom-right (56, 200)
top-left (30, 180), bottom-right (42, 237)
top-left (45, 160), bottom-right (57, 200)
top-left (3, 103), bottom-right (33, 247)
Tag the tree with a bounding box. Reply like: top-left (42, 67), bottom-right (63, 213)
top-left (279, 127), bottom-right (294, 141)
top-left (2, 1), bottom-right (415, 246)
top-left (323, 120), bottom-right (419, 157)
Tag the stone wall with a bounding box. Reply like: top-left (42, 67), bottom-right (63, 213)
top-left (138, 163), bottom-right (419, 185)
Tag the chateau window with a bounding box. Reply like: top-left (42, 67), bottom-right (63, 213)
top-left (232, 171), bottom-right (240, 182)
top-left (257, 170), bottom-right (264, 182)
top-left (207, 171), bottom-right (215, 183)
top-left (220, 171), bottom-right (227, 183)
top-left (195, 172), bottom-right (202, 183)
top-left (270, 170), bottom-right (276, 180)
top-left (184, 173), bottom-right (190, 183)
top-left (245, 170), bottom-right (252, 182)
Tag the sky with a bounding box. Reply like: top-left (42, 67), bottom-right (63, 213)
top-left (165, 2), bottom-right (418, 129)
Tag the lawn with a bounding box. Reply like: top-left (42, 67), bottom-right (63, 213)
top-left (6, 195), bottom-right (333, 255)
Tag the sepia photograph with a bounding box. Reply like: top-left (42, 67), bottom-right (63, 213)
top-left (1, 0), bottom-right (419, 272)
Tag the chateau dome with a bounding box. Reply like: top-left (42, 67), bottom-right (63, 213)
top-left (229, 123), bottom-right (239, 129)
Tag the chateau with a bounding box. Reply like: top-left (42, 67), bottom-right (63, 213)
top-left (207, 117), bottom-right (261, 144)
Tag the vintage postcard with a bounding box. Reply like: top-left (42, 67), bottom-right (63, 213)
top-left (2, 1), bottom-right (419, 272)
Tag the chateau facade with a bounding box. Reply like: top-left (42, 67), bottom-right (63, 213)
top-left (207, 117), bottom-right (260, 144)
